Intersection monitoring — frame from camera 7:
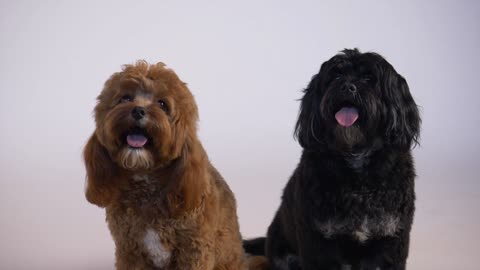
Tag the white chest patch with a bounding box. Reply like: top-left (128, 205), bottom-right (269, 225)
top-left (143, 228), bottom-right (170, 268)
top-left (316, 215), bottom-right (401, 243)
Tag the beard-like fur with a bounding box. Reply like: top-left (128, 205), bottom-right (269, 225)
top-left (117, 148), bottom-right (154, 170)
top-left (244, 49), bottom-right (421, 270)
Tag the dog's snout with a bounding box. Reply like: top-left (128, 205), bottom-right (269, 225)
top-left (343, 82), bottom-right (357, 93)
top-left (132, 106), bottom-right (146, 120)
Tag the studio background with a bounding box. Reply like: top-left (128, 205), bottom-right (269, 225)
top-left (1, 1), bottom-right (478, 269)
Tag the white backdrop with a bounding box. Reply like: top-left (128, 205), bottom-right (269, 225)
top-left (1, 1), bottom-right (479, 269)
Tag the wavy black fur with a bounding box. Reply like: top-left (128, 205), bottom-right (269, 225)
top-left (245, 49), bottom-right (421, 270)
top-left (243, 237), bottom-right (267, 256)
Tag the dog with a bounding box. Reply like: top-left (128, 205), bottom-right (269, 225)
top-left (244, 49), bottom-right (421, 270)
top-left (83, 61), bottom-right (251, 270)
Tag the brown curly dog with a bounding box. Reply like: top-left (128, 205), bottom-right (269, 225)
top-left (83, 61), bottom-right (265, 270)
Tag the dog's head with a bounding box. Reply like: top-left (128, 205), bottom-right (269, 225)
top-left (295, 49), bottom-right (420, 153)
top-left (84, 61), bottom-right (201, 207)
top-left (93, 61), bottom-right (198, 170)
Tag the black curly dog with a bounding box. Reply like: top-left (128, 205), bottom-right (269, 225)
top-left (244, 49), bottom-right (421, 270)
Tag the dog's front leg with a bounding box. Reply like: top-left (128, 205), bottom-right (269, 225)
top-left (353, 232), bottom-right (409, 270)
top-left (296, 230), bottom-right (343, 270)
top-left (173, 245), bottom-right (215, 270)
top-left (171, 230), bottom-right (216, 270)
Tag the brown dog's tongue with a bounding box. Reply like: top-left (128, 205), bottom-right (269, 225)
top-left (335, 107), bottom-right (359, 127)
top-left (127, 134), bottom-right (148, 148)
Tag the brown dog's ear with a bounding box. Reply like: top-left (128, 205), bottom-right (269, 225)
top-left (166, 137), bottom-right (209, 216)
top-left (83, 133), bottom-right (117, 207)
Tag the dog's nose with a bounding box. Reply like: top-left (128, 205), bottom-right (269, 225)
top-left (343, 83), bottom-right (357, 93)
top-left (132, 106), bottom-right (146, 120)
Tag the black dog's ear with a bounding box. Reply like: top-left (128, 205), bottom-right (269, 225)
top-left (383, 71), bottom-right (421, 149)
top-left (294, 72), bottom-right (322, 148)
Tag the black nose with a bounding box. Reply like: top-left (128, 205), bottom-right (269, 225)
top-left (132, 106), bottom-right (146, 120)
top-left (343, 82), bottom-right (357, 93)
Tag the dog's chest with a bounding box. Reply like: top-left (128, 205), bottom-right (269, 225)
top-left (132, 174), bottom-right (156, 185)
top-left (313, 191), bottom-right (403, 242)
top-left (112, 175), bottom-right (174, 267)
top-left (124, 174), bottom-right (164, 206)
top-left (315, 214), bottom-right (401, 243)
top-left (107, 208), bottom-right (178, 268)
top-left (142, 228), bottom-right (171, 268)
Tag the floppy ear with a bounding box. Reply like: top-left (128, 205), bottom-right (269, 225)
top-left (168, 82), bottom-right (199, 159)
top-left (384, 72), bottom-right (421, 149)
top-left (83, 133), bottom-right (118, 207)
top-left (295, 69), bottom-right (326, 149)
top-left (295, 75), bottom-right (317, 148)
top-left (169, 116), bottom-right (190, 159)
top-left (165, 136), bottom-right (208, 217)
top-left (166, 95), bottom-right (207, 216)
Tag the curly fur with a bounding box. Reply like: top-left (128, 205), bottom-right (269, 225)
top-left (84, 61), bottom-right (254, 269)
top-left (244, 49), bottom-right (421, 270)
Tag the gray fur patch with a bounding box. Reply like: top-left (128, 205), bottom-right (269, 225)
top-left (315, 215), bottom-right (401, 242)
top-left (273, 258), bottom-right (290, 270)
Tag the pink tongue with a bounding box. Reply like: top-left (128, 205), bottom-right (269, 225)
top-left (127, 134), bottom-right (148, 148)
top-left (335, 107), bottom-right (359, 127)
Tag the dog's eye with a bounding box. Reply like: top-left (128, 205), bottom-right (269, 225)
top-left (362, 76), bottom-right (372, 82)
top-left (334, 75), bottom-right (342, 80)
top-left (120, 95), bottom-right (133, 103)
top-left (158, 100), bottom-right (169, 113)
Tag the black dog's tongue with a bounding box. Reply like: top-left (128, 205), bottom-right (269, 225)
top-left (335, 107), bottom-right (359, 127)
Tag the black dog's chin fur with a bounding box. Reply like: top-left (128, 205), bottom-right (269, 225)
top-left (332, 125), bottom-right (366, 150)
top-left (245, 49), bottom-right (421, 270)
